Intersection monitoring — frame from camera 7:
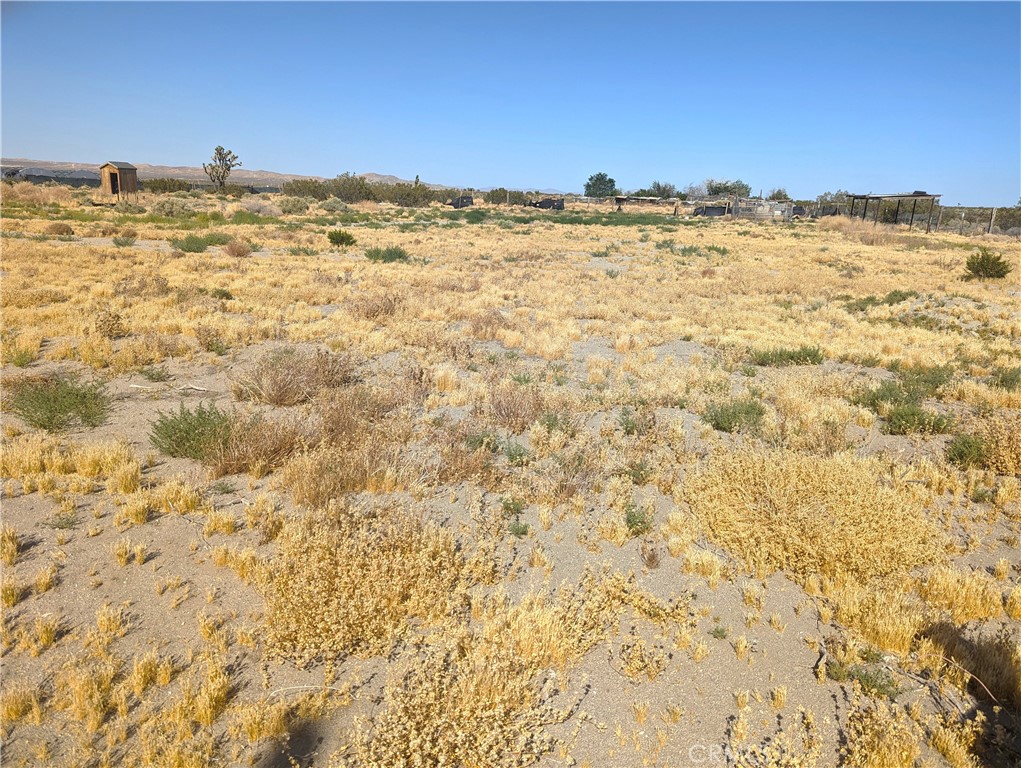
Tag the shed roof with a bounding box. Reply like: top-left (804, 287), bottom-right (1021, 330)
top-left (101, 162), bottom-right (137, 171)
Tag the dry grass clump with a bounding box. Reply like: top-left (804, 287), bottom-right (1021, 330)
top-left (209, 412), bottom-right (317, 478)
top-left (918, 566), bottom-right (1004, 622)
top-left (830, 581), bottom-right (926, 655)
top-left (922, 623), bottom-right (1021, 708)
top-left (487, 380), bottom-right (547, 432)
top-left (817, 216), bottom-right (897, 247)
top-left (281, 439), bottom-right (422, 505)
top-left (977, 410), bottom-right (1021, 476)
top-left (231, 346), bottom-right (356, 405)
top-left (685, 448), bottom-right (945, 580)
top-left (265, 504), bottom-right (473, 665)
top-left (339, 638), bottom-right (568, 768)
top-left (729, 709), bottom-right (820, 768)
top-left (842, 697), bottom-right (921, 768)
top-left (314, 384), bottom-right (399, 446)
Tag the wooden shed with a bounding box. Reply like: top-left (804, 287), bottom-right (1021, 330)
top-left (100, 162), bottom-right (138, 198)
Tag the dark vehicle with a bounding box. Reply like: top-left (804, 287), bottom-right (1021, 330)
top-left (447, 195), bottom-right (474, 209)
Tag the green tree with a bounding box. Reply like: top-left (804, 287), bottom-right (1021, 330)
top-left (705, 178), bottom-right (751, 198)
top-left (202, 146), bottom-right (242, 190)
top-left (634, 180), bottom-right (677, 198)
top-left (584, 172), bottom-right (617, 198)
top-left (766, 188), bottom-right (789, 201)
top-left (816, 189), bottom-right (850, 204)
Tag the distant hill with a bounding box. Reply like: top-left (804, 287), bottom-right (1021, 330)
top-left (0, 158), bottom-right (453, 190)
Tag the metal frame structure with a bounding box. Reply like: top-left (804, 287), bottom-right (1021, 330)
top-left (847, 191), bottom-right (941, 232)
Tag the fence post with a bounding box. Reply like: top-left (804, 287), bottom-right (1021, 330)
top-left (988, 207), bottom-right (996, 234)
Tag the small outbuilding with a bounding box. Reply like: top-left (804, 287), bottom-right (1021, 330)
top-left (100, 162), bottom-right (138, 199)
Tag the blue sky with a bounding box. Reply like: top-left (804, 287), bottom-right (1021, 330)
top-left (2, 2), bottom-right (1019, 204)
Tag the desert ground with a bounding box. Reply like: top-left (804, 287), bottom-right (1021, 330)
top-left (1, 181), bottom-right (1019, 768)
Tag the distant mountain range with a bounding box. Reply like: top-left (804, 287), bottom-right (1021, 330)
top-left (0, 158), bottom-right (457, 191)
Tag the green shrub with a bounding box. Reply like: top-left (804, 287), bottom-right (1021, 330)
top-left (4, 374), bottom-right (110, 432)
top-left (703, 398), bottom-right (766, 434)
top-left (150, 402), bottom-right (234, 460)
top-left (151, 198), bottom-right (194, 218)
top-left (210, 288), bottom-right (234, 300)
top-left (946, 434), bottom-right (987, 469)
top-left (171, 234), bottom-right (210, 253)
top-left (318, 198), bottom-right (350, 212)
top-left (965, 247), bottom-right (1013, 280)
top-left (898, 364), bottom-right (954, 398)
top-left (203, 232), bottom-right (232, 246)
top-left (327, 229), bottom-right (357, 247)
top-left (288, 246), bottom-right (319, 257)
top-left (112, 235), bottom-right (136, 247)
top-left (883, 404), bottom-right (952, 435)
top-left (508, 519), bottom-right (530, 538)
top-left (749, 345), bottom-right (824, 366)
top-left (365, 246), bottom-right (410, 263)
top-left (624, 504), bottom-right (653, 537)
top-left (277, 196), bottom-right (311, 215)
top-left (990, 366), bottom-right (1021, 392)
top-left (503, 441), bottom-right (530, 467)
top-left (140, 365), bottom-right (171, 382)
top-left (143, 178), bottom-right (191, 194)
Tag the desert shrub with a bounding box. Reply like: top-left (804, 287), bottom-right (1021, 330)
top-left (685, 448), bottom-right (945, 580)
top-left (749, 345), bottom-right (824, 366)
top-left (264, 505), bottom-right (470, 664)
top-left (171, 234), bottom-right (210, 253)
top-left (843, 698), bottom-right (921, 768)
top-left (112, 235), bottom-right (136, 247)
top-left (365, 245), bottom-right (411, 263)
top-left (94, 310), bottom-right (127, 339)
top-left (624, 504), bottom-right (653, 537)
top-left (194, 324), bottom-right (228, 355)
top-left (114, 200), bottom-right (145, 213)
top-left (210, 287), bottom-right (233, 300)
top-left (883, 404), bottom-right (952, 435)
top-left (281, 440), bottom-right (417, 504)
top-left (348, 290), bottom-right (403, 320)
top-left (203, 232), bottom-right (232, 246)
top-left (276, 196), bottom-right (311, 215)
top-left (313, 386), bottom-right (397, 447)
top-left (990, 366), bottom-right (1021, 392)
top-left (964, 247), bottom-right (1013, 280)
top-left (221, 239), bottom-right (253, 258)
top-left (208, 413), bottom-right (315, 478)
top-left (4, 374), bottom-right (109, 431)
top-left (977, 411), bottom-right (1021, 476)
top-left (488, 381), bottom-right (546, 433)
top-left (150, 198), bottom-right (194, 217)
top-left (703, 398), bottom-right (766, 434)
top-left (231, 347), bottom-right (356, 406)
top-left (44, 222), bottom-right (73, 236)
top-left (149, 402), bottom-right (234, 460)
top-left (618, 406), bottom-right (653, 436)
top-left (318, 198), bottom-right (350, 212)
top-left (327, 229), bottom-right (357, 247)
top-left (142, 178), bottom-right (191, 193)
top-left (945, 434), bottom-right (987, 469)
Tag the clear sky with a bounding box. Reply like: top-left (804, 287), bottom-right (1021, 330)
top-left (2, 1), bottom-right (1019, 205)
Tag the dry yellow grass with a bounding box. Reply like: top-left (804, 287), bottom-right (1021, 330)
top-left (685, 448), bottom-right (945, 581)
top-left (2, 192), bottom-right (1018, 768)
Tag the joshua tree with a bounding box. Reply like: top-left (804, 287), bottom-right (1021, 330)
top-left (203, 146), bottom-right (241, 190)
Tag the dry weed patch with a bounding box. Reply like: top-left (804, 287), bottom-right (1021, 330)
top-left (265, 504), bottom-right (474, 664)
top-left (686, 448), bottom-right (945, 580)
top-left (231, 346), bottom-right (356, 405)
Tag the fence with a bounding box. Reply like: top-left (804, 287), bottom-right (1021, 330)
top-left (811, 202), bottom-right (1020, 236)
